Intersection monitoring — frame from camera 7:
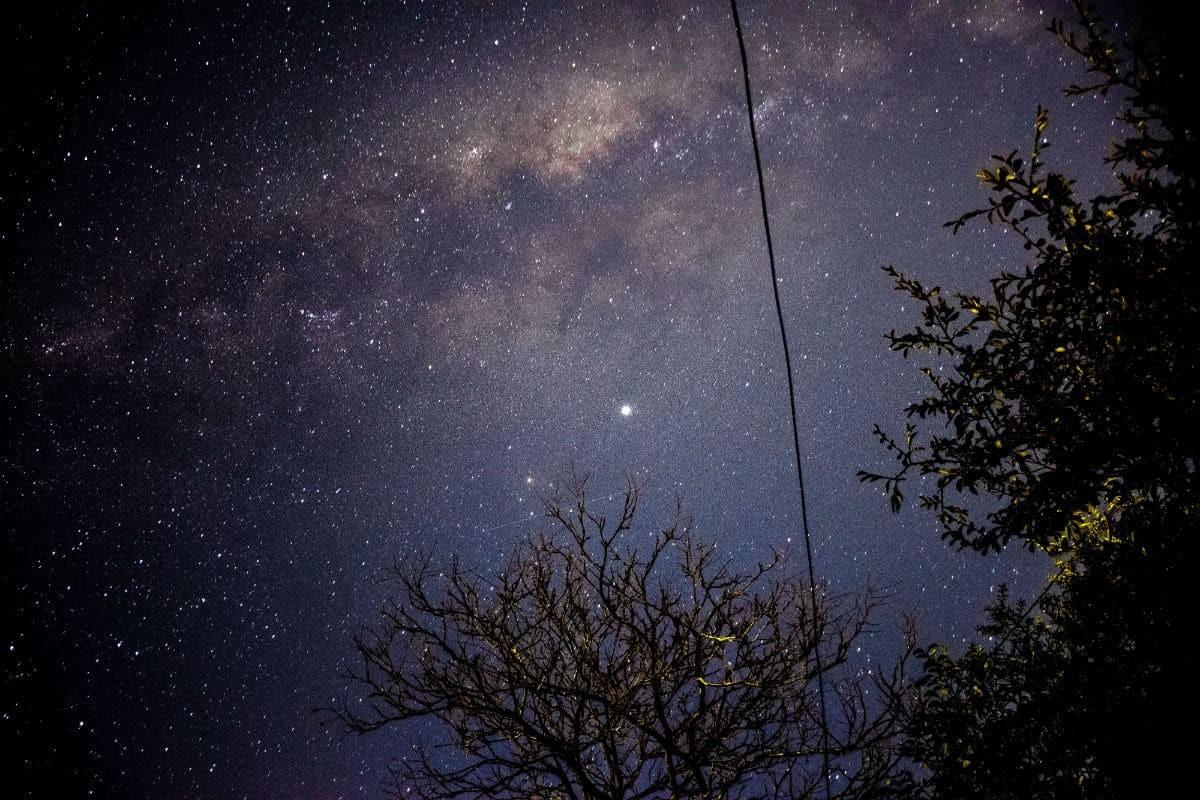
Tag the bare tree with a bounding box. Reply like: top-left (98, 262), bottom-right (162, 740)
top-left (331, 474), bottom-right (906, 799)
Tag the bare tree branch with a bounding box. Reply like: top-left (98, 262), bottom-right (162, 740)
top-left (323, 475), bottom-right (908, 799)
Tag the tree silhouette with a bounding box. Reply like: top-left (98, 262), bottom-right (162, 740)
top-left (331, 473), bottom-right (908, 800)
top-left (863, 2), bottom-right (1198, 796)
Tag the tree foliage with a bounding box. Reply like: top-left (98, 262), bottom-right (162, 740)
top-left (900, 495), bottom-right (1194, 799)
top-left (864, 2), bottom-right (1198, 797)
top-left (332, 474), bottom-right (908, 800)
top-left (861, 4), bottom-right (1197, 556)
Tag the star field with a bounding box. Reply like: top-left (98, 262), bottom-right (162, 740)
top-left (3, 1), bottom-right (1127, 797)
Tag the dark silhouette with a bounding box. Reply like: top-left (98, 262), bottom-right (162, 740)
top-left (862, 2), bottom-right (1198, 796)
top-left (331, 473), bottom-right (908, 799)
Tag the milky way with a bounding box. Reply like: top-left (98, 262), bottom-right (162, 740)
top-left (4, 1), bottom-right (1126, 797)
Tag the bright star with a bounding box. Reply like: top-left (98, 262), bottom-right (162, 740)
top-left (620, 404), bottom-right (632, 417)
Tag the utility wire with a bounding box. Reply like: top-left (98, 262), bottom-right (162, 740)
top-left (728, 2), bottom-right (833, 798)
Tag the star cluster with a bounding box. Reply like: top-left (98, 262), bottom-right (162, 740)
top-left (3, 1), bottom-right (1125, 797)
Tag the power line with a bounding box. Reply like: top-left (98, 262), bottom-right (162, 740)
top-left (727, 2), bottom-right (833, 798)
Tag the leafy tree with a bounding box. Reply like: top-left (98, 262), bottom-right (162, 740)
top-left (330, 474), bottom-right (908, 800)
top-left (898, 495), bottom-right (1193, 799)
top-left (862, 2), bottom-right (1198, 797)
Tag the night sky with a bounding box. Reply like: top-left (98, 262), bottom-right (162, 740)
top-left (4, 1), bottom-right (1128, 797)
